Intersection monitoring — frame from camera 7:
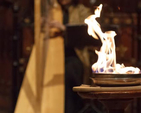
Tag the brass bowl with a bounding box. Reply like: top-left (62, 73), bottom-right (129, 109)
top-left (91, 73), bottom-right (141, 87)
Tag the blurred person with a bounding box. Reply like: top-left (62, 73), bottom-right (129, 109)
top-left (49, 0), bottom-right (92, 113)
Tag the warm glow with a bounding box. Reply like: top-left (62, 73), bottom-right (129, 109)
top-left (85, 4), bottom-right (140, 74)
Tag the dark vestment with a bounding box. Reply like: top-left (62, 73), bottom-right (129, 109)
top-left (63, 8), bottom-right (84, 113)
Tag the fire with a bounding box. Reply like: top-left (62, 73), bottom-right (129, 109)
top-left (84, 4), bottom-right (140, 74)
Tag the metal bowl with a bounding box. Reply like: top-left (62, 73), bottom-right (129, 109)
top-left (91, 73), bottom-right (141, 87)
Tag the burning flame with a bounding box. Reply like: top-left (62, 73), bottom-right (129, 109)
top-left (84, 4), bottom-right (140, 74)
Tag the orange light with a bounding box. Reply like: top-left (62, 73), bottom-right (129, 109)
top-left (118, 6), bottom-right (120, 10)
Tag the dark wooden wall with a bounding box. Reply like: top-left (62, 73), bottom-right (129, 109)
top-left (0, 1), bottom-right (14, 113)
top-left (0, 0), bottom-right (34, 113)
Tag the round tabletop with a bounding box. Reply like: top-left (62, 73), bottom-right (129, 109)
top-left (73, 84), bottom-right (141, 99)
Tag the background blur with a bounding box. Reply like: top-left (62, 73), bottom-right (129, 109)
top-left (1, 0), bottom-right (141, 113)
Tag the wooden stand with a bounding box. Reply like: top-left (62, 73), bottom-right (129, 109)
top-left (99, 99), bottom-right (132, 113)
top-left (73, 85), bottom-right (141, 113)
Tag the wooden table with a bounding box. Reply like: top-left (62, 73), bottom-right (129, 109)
top-left (73, 84), bottom-right (141, 113)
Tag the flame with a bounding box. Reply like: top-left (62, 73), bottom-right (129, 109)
top-left (85, 4), bottom-right (140, 74)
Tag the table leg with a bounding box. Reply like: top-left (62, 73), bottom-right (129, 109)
top-left (108, 109), bottom-right (124, 113)
top-left (99, 99), bottom-right (133, 113)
